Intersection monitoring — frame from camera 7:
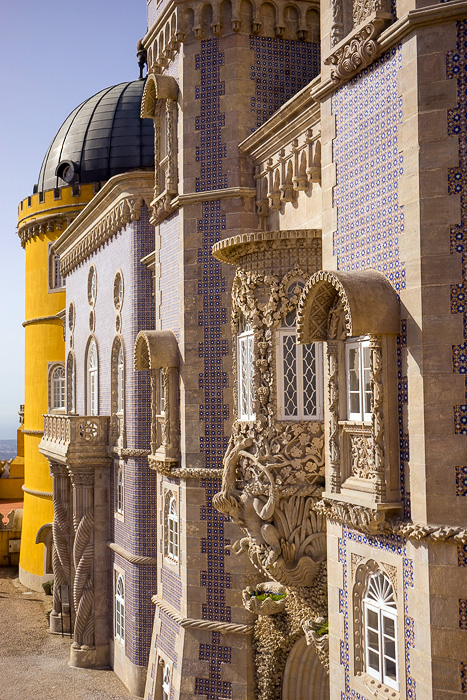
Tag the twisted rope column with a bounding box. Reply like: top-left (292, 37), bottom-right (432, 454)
top-left (49, 463), bottom-right (72, 632)
top-left (70, 468), bottom-right (95, 650)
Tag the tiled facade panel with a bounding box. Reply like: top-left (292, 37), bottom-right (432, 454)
top-left (332, 47), bottom-right (406, 292)
top-left (111, 550), bottom-right (158, 666)
top-left (66, 208), bottom-right (156, 668)
top-left (147, 0), bottom-right (171, 29)
top-left (249, 36), bottom-right (320, 130)
top-left (159, 211), bottom-right (180, 338)
top-left (447, 21), bottom-right (467, 435)
top-left (163, 52), bottom-right (180, 79)
top-left (161, 565), bottom-right (183, 611)
top-left (195, 631), bottom-right (232, 700)
top-left (339, 527), bottom-right (415, 700)
top-left (195, 39), bottom-right (227, 192)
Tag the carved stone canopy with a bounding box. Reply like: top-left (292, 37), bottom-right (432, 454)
top-left (296, 269), bottom-right (399, 343)
top-left (134, 330), bottom-right (179, 370)
top-left (141, 74), bottom-right (179, 118)
top-left (35, 523), bottom-right (52, 544)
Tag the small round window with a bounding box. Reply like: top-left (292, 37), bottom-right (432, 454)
top-left (113, 271), bottom-right (124, 310)
top-left (88, 266), bottom-right (97, 307)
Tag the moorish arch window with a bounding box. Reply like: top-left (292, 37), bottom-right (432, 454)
top-left (86, 338), bottom-right (99, 416)
top-left (141, 73), bottom-right (179, 221)
top-left (296, 269), bottom-right (401, 509)
top-left (66, 351), bottom-right (76, 413)
top-left (114, 572), bottom-right (125, 643)
top-left (353, 560), bottom-right (400, 695)
top-left (49, 364), bottom-right (66, 412)
top-left (164, 491), bottom-right (179, 563)
top-left (134, 330), bottom-right (180, 467)
top-left (277, 281), bottom-right (323, 421)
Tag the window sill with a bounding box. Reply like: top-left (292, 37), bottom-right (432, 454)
top-left (356, 672), bottom-right (399, 700)
top-left (114, 511), bottom-right (124, 523)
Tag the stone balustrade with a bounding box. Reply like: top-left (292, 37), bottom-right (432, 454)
top-left (40, 414), bottom-right (110, 467)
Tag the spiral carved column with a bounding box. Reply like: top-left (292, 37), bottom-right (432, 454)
top-left (69, 468), bottom-right (95, 665)
top-left (49, 462), bottom-right (72, 634)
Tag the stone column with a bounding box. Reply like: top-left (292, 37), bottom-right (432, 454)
top-left (49, 462), bottom-right (72, 634)
top-left (69, 466), bottom-right (95, 667)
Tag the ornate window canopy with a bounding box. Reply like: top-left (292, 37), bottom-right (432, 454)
top-left (134, 330), bottom-right (180, 370)
top-left (297, 269), bottom-right (400, 343)
top-left (140, 74), bottom-right (179, 118)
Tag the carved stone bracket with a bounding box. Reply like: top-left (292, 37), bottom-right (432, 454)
top-left (324, 17), bottom-right (391, 85)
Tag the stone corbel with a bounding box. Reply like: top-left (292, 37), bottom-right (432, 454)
top-left (324, 16), bottom-right (392, 84)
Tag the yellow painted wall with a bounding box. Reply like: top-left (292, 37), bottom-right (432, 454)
top-left (18, 185), bottom-right (95, 585)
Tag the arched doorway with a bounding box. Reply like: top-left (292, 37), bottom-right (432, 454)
top-left (282, 635), bottom-right (329, 700)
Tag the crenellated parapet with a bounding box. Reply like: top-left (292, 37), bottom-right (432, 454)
top-left (144, 0), bottom-right (320, 74)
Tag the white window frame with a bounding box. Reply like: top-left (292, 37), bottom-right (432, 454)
top-left (276, 330), bottom-right (323, 420)
top-left (166, 494), bottom-right (179, 562)
top-left (49, 363), bottom-right (66, 413)
top-left (116, 461), bottom-right (124, 517)
top-left (363, 573), bottom-right (398, 690)
top-left (115, 572), bottom-right (125, 644)
top-left (346, 338), bottom-right (372, 422)
top-left (237, 322), bottom-right (255, 421)
top-left (87, 339), bottom-right (98, 416)
top-left (48, 243), bottom-right (65, 291)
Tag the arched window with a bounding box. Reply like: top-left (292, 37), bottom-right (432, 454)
top-left (277, 282), bottom-right (322, 420)
top-left (116, 462), bottom-right (124, 516)
top-left (117, 344), bottom-right (124, 414)
top-left (50, 364), bottom-right (65, 411)
top-left (87, 339), bottom-right (98, 416)
top-left (166, 494), bottom-right (179, 562)
top-left (115, 573), bottom-right (125, 643)
top-left (237, 319), bottom-right (255, 421)
top-left (66, 352), bottom-right (76, 413)
top-left (363, 572), bottom-right (398, 689)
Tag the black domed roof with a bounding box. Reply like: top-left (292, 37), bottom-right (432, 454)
top-left (36, 80), bottom-right (154, 193)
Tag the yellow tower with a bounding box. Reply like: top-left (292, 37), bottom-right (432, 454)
top-left (17, 185), bottom-right (96, 589)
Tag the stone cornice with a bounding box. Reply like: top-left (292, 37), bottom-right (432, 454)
top-left (178, 187), bottom-right (257, 205)
top-left (212, 229), bottom-right (322, 265)
top-left (109, 542), bottom-right (157, 565)
top-left (53, 171), bottom-right (154, 276)
top-left (18, 210), bottom-right (81, 248)
top-left (239, 77), bottom-right (321, 163)
top-left (152, 593), bottom-right (254, 634)
top-left (317, 497), bottom-right (467, 543)
top-left (148, 456), bottom-right (223, 479)
top-left (312, 0), bottom-right (467, 101)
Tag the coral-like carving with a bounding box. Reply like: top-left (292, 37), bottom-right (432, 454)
top-left (243, 581), bottom-right (287, 616)
top-left (330, 0), bottom-right (344, 46)
top-left (50, 464), bottom-right (72, 626)
top-left (325, 19), bottom-right (386, 83)
top-left (302, 618), bottom-right (329, 672)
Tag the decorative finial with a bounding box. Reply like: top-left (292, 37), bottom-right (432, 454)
top-left (137, 40), bottom-right (147, 80)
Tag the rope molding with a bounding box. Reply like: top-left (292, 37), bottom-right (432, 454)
top-left (108, 542), bottom-right (157, 566)
top-left (22, 485), bottom-right (52, 498)
top-left (149, 459), bottom-right (224, 480)
top-left (22, 429), bottom-right (44, 436)
top-left (152, 594), bottom-right (254, 635)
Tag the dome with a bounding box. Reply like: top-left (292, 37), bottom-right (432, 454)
top-left (36, 80), bottom-right (154, 193)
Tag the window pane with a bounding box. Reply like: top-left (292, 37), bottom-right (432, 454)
top-left (384, 638), bottom-right (396, 660)
top-left (368, 650), bottom-right (380, 673)
top-left (383, 616), bottom-right (395, 638)
top-left (348, 348), bottom-right (360, 390)
top-left (350, 392), bottom-right (360, 415)
top-left (368, 629), bottom-right (380, 652)
top-left (384, 658), bottom-right (397, 681)
top-left (367, 608), bottom-right (379, 630)
top-left (282, 334), bottom-right (298, 417)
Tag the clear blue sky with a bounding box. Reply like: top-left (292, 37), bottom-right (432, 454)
top-left (0, 1), bottom-right (148, 438)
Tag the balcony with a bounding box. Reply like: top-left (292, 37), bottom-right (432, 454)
top-left (39, 414), bottom-right (110, 467)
